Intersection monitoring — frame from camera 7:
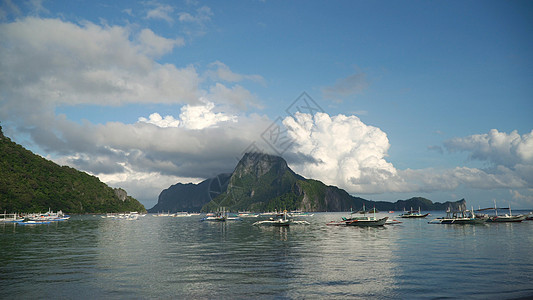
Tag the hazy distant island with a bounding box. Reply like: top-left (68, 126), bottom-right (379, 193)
top-left (0, 126), bottom-right (145, 213)
top-left (149, 152), bottom-right (465, 213)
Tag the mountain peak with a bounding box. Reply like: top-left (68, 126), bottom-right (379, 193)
top-left (233, 152), bottom-right (290, 179)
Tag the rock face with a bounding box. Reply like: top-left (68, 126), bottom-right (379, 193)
top-left (203, 152), bottom-right (369, 212)
top-left (114, 188), bottom-right (128, 202)
top-left (151, 152), bottom-right (467, 213)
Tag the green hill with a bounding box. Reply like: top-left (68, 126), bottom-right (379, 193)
top-left (200, 152), bottom-right (466, 212)
top-left (0, 126), bottom-right (145, 213)
top-left (203, 152), bottom-right (372, 212)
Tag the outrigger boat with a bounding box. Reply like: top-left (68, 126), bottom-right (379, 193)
top-left (399, 207), bottom-right (430, 218)
top-left (253, 211), bottom-right (309, 227)
top-left (477, 201), bottom-right (525, 223)
top-left (327, 205), bottom-right (388, 227)
top-left (429, 206), bottom-right (485, 224)
top-left (26, 209), bottom-right (70, 221)
top-left (15, 218), bottom-right (52, 225)
top-left (202, 207), bottom-right (230, 222)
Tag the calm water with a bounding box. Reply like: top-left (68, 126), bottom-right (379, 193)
top-left (1, 212), bottom-right (533, 299)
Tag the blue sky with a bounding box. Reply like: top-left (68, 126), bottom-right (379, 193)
top-left (1, 0), bottom-right (532, 209)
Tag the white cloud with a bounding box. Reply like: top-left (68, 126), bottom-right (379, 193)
top-left (0, 16), bottom-right (270, 206)
top-left (40, 110), bottom-right (273, 205)
top-left (206, 61), bottom-right (265, 84)
top-left (138, 113), bottom-right (180, 128)
top-left (283, 113), bottom-right (533, 196)
top-left (137, 28), bottom-right (185, 57)
top-left (444, 129), bottom-right (533, 188)
top-left (284, 112), bottom-right (403, 193)
top-left (138, 100), bottom-right (238, 130)
top-left (0, 17), bottom-right (201, 111)
top-left (178, 101), bottom-right (237, 130)
top-left (208, 83), bottom-right (261, 110)
top-left (178, 6), bottom-right (212, 24)
top-left (146, 3), bottom-right (174, 23)
top-left (444, 129), bottom-right (533, 168)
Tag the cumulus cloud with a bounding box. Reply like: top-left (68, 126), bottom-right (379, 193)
top-left (137, 28), bottom-right (185, 56)
top-left (282, 113), bottom-right (533, 197)
top-left (0, 17), bottom-right (201, 111)
top-left (444, 129), bottom-right (533, 187)
top-left (283, 112), bottom-right (403, 193)
top-left (138, 113), bottom-right (181, 128)
top-left (444, 129), bottom-right (533, 168)
top-left (208, 83), bottom-right (261, 110)
top-left (41, 110), bottom-right (274, 204)
top-left (138, 100), bottom-right (237, 130)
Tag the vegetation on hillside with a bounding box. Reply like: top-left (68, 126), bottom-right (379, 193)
top-left (0, 126), bottom-right (145, 213)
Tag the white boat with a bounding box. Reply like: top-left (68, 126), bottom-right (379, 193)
top-left (153, 211), bottom-right (172, 217)
top-left (477, 201), bottom-right (525, 223)
top-left (172, 212), bottom-right (192, 217)
top-left (253, 211), bottom-right (309, 226)
top-left (15, 219), bottom-right (52, 225)
top-left (202, 208), bottom-right (228, 222)
top-left (25, 209), bottom-right (70, 221)
top-left (104, 211), bottom-right (144, 220)
top-left (327, 205), bottom-right (388, 227)
top-left (1, 212), bottom-right (24, 222)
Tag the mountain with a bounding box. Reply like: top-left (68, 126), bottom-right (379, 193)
top-left (150, 152), bottom-right (466, 213)
top-left (0, 125), bottom-right (145, 213)
top-left (147, 173), bottom-right (231, 213)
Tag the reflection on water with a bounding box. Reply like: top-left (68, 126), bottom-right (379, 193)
top-left (1, 213), bottom-right (533, 299)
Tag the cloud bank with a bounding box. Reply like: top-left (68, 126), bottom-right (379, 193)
top-left (283, 113), bottom-right (532, 196)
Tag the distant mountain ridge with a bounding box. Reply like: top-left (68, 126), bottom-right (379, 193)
top-left (150, 152), bottom-right (465, 212)
top-left (0, 125), bottom-right (145, 213)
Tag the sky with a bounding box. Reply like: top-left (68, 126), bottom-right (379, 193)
top-left (1, 0), bottom-right (532, 209)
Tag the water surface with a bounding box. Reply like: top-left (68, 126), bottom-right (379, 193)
top-left (1, 212), bottom-right (532, 299)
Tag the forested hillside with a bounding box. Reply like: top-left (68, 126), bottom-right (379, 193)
top-left (0, 126), bottom-right (145, 213)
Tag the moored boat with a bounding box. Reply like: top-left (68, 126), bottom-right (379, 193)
top-left (327, 205), bottom-right (388, 227)
top-left (253, 211), bottom-right (309, 226)
top-left (399, 207), bottom-right (430, 218)
top-left (202, 208), bottom-right (228, 222)
top-left (25, 209), bottom-right (70, 221)
top-left (477, 201), bottom-right (525, 223)
top-left (15, 219), bottom-right (52, 225)
top-left (429, 206), bottom-right (485, 224)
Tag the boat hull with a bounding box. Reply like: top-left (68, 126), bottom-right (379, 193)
top-left (486, 216), bottom-right (525, 223)
top-left (429, 218), bottom-right (485, 224)
top-left (346, 217), bottom-right (388, 226)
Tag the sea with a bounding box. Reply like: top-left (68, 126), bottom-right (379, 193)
top-left (1, 211), bottom-right (533, 299)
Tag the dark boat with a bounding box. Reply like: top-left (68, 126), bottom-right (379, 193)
top-left (429, 204), bottom-right (485, 225)
top-left (399, 207), bottom-right (430, 218)
top-left (327, 205), bottom-right (388, 227)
